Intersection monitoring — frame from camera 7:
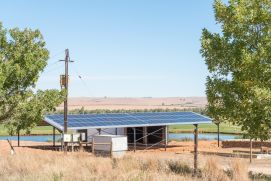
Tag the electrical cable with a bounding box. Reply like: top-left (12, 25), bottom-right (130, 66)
top-left (70, 63), bottom-right (95, 97)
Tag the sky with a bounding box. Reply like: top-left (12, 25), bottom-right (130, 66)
top-left (0, 0), bottom-right (220, 97)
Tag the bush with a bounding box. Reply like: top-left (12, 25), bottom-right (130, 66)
top-left (167, 160), bottom-right (192, 175)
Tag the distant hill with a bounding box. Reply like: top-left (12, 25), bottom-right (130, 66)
top-left (57, 97), bottom-right (207, 110)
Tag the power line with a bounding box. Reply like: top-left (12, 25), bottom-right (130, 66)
top-left (42, 64), bottom-right (63, 74)
top-left (45, 50), bottom-right (65, 69)
top-left (46, 60), bottom-right (61, 69)
top-left (71, 64), bottom-right (94, 97)
top-left (49, 50), bottom-right (65, 61)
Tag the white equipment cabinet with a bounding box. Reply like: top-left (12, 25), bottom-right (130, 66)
top-left (93, 135), bottom-right (128, 157)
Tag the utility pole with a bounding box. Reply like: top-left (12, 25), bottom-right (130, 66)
top-left (60, 49), bottom-right (73, 154)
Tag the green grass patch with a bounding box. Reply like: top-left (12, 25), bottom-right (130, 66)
top-left (0, 125), bottom-right (60, 136)
top-left (169, 123), bottom-right (242, 134)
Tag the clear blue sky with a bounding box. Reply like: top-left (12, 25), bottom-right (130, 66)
top-left (0, 0), bottom-right (220, 97)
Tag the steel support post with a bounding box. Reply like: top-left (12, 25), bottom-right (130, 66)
top-left (193, 124), bottom-right (198, 175)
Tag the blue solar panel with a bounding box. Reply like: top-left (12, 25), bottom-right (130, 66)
top-left (45, 112), bottom-right (212, 130)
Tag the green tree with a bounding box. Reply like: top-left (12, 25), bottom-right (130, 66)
top-left (0, 22), bottom-right (64, 133)
top-left (5, 90), bottom-right (64, 135)
top-left (201, 0), bottom-right (271, 141)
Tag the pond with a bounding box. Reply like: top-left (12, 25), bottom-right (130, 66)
top-left (0, 133), bottom-right (241, 142)
top-left (169, 133), bottom-right (241, 141)
top-left (0, 135), bottom-right (61, 142)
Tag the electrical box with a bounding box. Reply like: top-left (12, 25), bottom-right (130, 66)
top-left (60, 75), bottom-right (66, 87)
top-left (60, 75), bottom-right (70, 87)
top-left (63, 134), bottom-right (71, 142)
top-left (63, 134), bottom-right (81, 142)
top-left (72, 134), bottom-right (80, 142)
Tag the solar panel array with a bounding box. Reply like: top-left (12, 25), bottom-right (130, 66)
top-left (45, 112), bottom-right (212, 130)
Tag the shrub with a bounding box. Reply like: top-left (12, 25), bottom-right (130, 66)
top-left (167, 160), bottom-right (192, 175)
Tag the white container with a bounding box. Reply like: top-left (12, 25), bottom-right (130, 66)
top-left (63, 133), bottom-right (81, 142)
top-left (93, 135), bottom-right (128, 157)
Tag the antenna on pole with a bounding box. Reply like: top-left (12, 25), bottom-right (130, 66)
top-left (60, 49), bottom-right (74, 154)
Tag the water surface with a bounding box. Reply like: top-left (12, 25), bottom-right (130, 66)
top-left (0, 133), bottom-right (240, 142)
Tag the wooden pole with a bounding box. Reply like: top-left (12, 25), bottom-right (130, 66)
top-left (193, 124), bottom-right (198, 174)
top-left (60, 49), bottom-right (73, 154)
top-left (250, 138), bottom-right (252, 163)
top-left (63, 49), bottom-right (69, 154)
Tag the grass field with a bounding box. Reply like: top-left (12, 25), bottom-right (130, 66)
top-left (169, 123), bottom-right (242, 134)
top-left (0, 123), bottom-right (241, 136)
top-left (0, 151), bottom-right (250, 181)
top-left (0, 125), bottom-right (61, 136)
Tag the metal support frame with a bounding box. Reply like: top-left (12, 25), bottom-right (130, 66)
top-left (128, 127), bottom-right (167, 151)
top-left (7, 139), bottom-right (15, 155)
top-left (133, 128), bottom-right (136, 152)
top-left (217, 123), bottom-right (220, 147)
top-left (143, 127), bottom-right (148, 145)
top-left (193, 124), bottom-right (198, 174)
top-left (61, 132), bottom-right (64, 151)
top-left (164, 126), bottom-right (168, 151)
top-left (17, 130), bottom-right (20, 147)
top-left (252, 138), bottom-right (253, 163)
top-left (134, 127), bottom-right (164, 143)
top-left (87, 128), bottom-right (115, 140)
top-left (97, 128), bottom-right (101, 135)
top-left (53, 127), bottom-right (56, 147)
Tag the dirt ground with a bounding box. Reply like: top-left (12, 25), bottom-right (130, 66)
top-left (56, 97), bottom-right (207, 110)
top-left (1, 140), bottom-right (270, 175)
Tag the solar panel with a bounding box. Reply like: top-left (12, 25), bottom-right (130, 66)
top-left (44, 112), bottom-right (212, 131)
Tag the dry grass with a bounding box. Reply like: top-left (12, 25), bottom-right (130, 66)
top-left (230, 159), bottom-right (249, 181)
top-left (0, 151), bottom-right (251, 181)
top-left (202, 158), bottom-right (230, 181)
